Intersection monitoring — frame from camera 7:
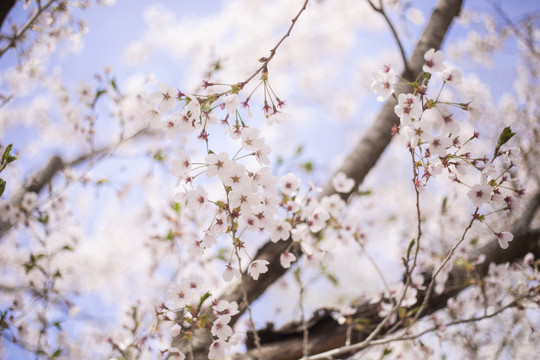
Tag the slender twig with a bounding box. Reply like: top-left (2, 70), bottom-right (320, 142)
top-left (366, 0), bottom-right (410, 73)
top-left (0, 0), bottom-right (58, 59)
top-left (308, 293), bottom-right (533, 360)
top-left (240, 0), bottom-right (310, 87)
top-left (489, 0), bottom-right (540, 59)
top-left (234, 248), bottom-right (263, 358)
top-left (410, 210), bottom-right (478, 325)
top-left (295, 270), bottom-right (310, 359)
top-left (0, 127), bottom-right (150, 238)
top-left (360, 244), bottom-right (390, 293)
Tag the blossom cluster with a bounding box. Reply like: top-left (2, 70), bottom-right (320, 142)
top-left (371, 49), bottom-right (522, 250)
top-left (141, 71), bottom-right (370, 356)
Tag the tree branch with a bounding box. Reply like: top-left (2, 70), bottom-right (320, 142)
top-left (232, 216), bottom-right (540, 359)
top-left (366, 0), bottom-right (409, 72)
top-left (0, 0), bottom-right (15, 30)
top-left (186, 0), bottom-right (464, 357)
top-left (0, 155), bottom-right (64, 236)
top-left (0, 127), bottom-right (151, 238)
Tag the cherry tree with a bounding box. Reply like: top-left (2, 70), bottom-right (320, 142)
top-left (0, 0), bottom-right (539, 359)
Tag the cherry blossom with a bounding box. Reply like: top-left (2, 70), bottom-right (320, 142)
top-left (407, 8), bottom-right (425, 25)
top-left (269, 221), bottom-right (292, 243)
top-left (151, 82), bottom-right (178, 112)
top-left (205, 152), bottom-right (232, 178)
top-left (427, 135), bottom-right (452, 157)
top-left (467, 183), bottom-right (492, 207)
top-left (280, 252), bottom-right (296, 268)
top-left (241, 127), bottom-right (264, 151)
top-left (370, 65), bottom-right (396, 101)
top-left (213, 300), bottom-right (239, 317)
top-left (423, 48), bottom-right (446, 73)
top-left (442, 68), bottom-right (463, 85)
top-left (332, 171), bottom-right (355, 193)
top-left (186, 185), bottom-right (208, 211)
top-left (496, 231), bottom-right (513, 249)
top-left (279, 172), bottom-right (301, 196)
top-left (222, 264), bottom-right (241, 282)
top-left (170, 323), bottom-right (182, 337)
top-left (168, 347), bottom-right (186, 360)
top-left (21, 192), bottom-right (38, 212)
top-left (223, 93), bottom-right (239, 115)
top-left (211, 315), bottom-right (233, 340)
top-left (170, 149), bottom-right (192, 181)
top-left (394, 93), bottom-right (422, 126)
top-left (208, 339), bottom-right (230, 359)
top-left (185, 95), bottom-right (201, 120)
top-left (247, 259), bottom-right (270, 280)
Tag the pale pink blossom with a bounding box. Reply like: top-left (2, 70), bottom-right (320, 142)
top-left (467, 184), bottom-right (492, 207)
top-left (254, 144), bottom-right (271, 165)
top-left (280, 252), bottom-right (296, 269)
top-left (370, 65), bottom-right (396, 101)
top-left (427, 135), bottom-right (452, 157)
top-left (170, 323), bottom-right (182, 337)
top-left (223, 93), bottom-right (239, 115)
top-left (247, 260), bottom-right (269, 280)
top-left (242, 213), bottom-right (260, 232)
top-left (442, 68), bottom-right (463, 85)
top-left (496, 231), bottom-right (513, 249)
top-left (169, 347), bottom-right (185, 360)
top-left (280, 172), bottom-right (301, 196)
top-left (211, 315), bottom-right (233, 340)
top-left (213, 300), bottom-right (239, 317)
top-left (186, 185), bottom-right (208, 211)
top-left (151, 82), bottom-right (178, 112)
top-left (205, 152), bottom-right (232, 178)
top-left (332, 172), bottom-right (355, 193)
top-left (208, 339), bottom-right (230, 359)
top-left (407, 8), bottom-right (425, 25)
top-left (320, 194), bottom-right (346, 218)
top-left (394, 93), bottom-right (422, 126)
top-left (185, 95), bottom-right (201, 120)
top-left (423, 48), bottom-right (446, 73)
top-left (269, 221), bottom-right (292, 243)
top-left (241, 127), bottom-right (264, 151)
top-left (222, 264), bottom-right (241, 282)
top-left (21, 192), bottom-right (38, 212)
top-left (170, 149), bottom-right (191, 180)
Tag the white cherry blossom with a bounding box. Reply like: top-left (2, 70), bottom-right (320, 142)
top-left (247, 259), bottom-right (269, 280)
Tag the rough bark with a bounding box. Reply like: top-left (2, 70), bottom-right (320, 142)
top-left (187, 0), bottom-right (464, 357)
top-left (231, 189), bottom-right (540, 360)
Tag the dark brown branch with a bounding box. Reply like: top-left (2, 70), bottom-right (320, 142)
top-left (186, 0), bottom-right (464, 357)
top-left (319, 0), bottom-right (463, 200)
top-left (0, 0), bottom-right (15, 29)
top-left (232, 191), bottom-right (540, 359)
top-left (0, 127), bottom-right (151, 237)
top-left (0, 0), bottom-right (58, 59)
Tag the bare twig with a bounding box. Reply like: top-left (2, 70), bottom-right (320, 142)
top-left (0, 127), bottom-right (150, 238)
top-left (240, 0), bottom-right (310, 87)
top-left (0, 0), bottom-right (58, 59)
top-left (366, 0), bottom-right (410, 72)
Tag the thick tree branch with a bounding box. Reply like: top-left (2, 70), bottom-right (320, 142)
top-left (0, 0), bottom-right (15, 30)
top-left (0, 127), bottom-right (150, 237)
top-left (319, 0), bottom-right (463, 199)
top-left (231, 189), bottom-right (540, 360)
top-left (187, 0), bottom-right (464, 357)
